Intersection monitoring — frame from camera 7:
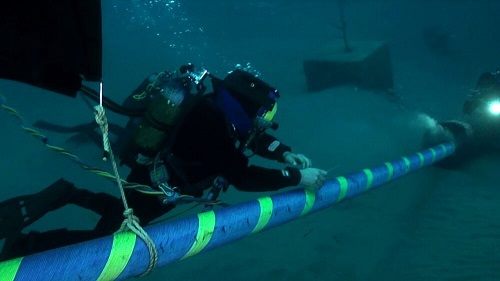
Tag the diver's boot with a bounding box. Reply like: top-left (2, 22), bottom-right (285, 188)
top-left (0, 178), bottom-right (77, 241)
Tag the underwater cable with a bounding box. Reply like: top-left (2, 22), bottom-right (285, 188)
top-left (0, 142), bottom-right (456, 281)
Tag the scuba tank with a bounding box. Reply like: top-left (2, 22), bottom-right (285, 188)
top-left (132, 73), bottom-right (187, 158)
top-left (130, 64), bottom-right (209, 164)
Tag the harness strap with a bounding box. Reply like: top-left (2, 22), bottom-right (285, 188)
top-left (148, 155), bottom-right (229, 208)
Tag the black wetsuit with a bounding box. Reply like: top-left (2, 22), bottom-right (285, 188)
top-left (0, 94), bottom-right (301, 260)
top-left (125, 94), bottom-right (301, 223)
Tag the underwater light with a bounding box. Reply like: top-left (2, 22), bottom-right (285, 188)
top-left (487, 100), bottom-right (500, 116)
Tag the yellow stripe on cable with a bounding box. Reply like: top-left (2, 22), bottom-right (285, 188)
top-left (252, 197), bottom-right (273, 234)
top-left (363, 169), bottom-right (374, 190)
top-left (384, 162), bottom-right (394, 181)
top-left (336, 176), bottom-right (348, 202)
top-left (97, 232), bottom-right (137, 281)
top-left (300, 188), bottom-right (316, 217)
top-left (0, 257), bottom-right (22, 281)
top-left (182, 211), bottom-right (216, 259)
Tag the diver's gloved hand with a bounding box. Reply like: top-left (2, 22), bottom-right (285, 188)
top-left (299, 168), bottom-right (327, 191)
top-left (283, 151), bottom-right (312, 168)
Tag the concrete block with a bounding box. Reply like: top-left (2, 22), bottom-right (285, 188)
top-left (303, 41), bottom-right (394, 92)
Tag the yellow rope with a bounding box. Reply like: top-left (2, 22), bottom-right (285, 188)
top-left (2, 94), bottom-right (174, 198)
top-left (132, 72), bottom-right (166, 100)
top-left (94, 105), bottom-right (158, 277)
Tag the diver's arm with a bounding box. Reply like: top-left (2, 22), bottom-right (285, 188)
top-left (232, 166), bottom-right (301, 192)
top-left (217, 139), bottom-right (301, 191)
top-left (250, 133), bottom-right (291, 162)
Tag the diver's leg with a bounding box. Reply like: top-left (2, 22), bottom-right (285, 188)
top-left (0, 188), bottom-right (174, 261)
top-left (0, 184), bottom-right (123, 260)
top-left (65, 186), bottom-right (121, 217)
top-left (0, 178), bottom-right (77, 240)
top-left (63, 183), bottom-right (127, 233)
top-left (0, 178), bottom-right (124, 240)
top-left (0, 182), bottom-right (124, 261)
top-left (16, 178), bottom-right (121, 223)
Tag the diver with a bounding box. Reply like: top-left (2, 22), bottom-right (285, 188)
top-left (0, 65), bottom-right (327, 261)
top-left (423, 68), bottom-right (500, 168)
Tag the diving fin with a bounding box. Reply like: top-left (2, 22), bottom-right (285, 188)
top-left (0, 178), bottom-right (76, 240)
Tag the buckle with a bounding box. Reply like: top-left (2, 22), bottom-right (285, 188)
top-left (158, 183), bottom-right (180, 204)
